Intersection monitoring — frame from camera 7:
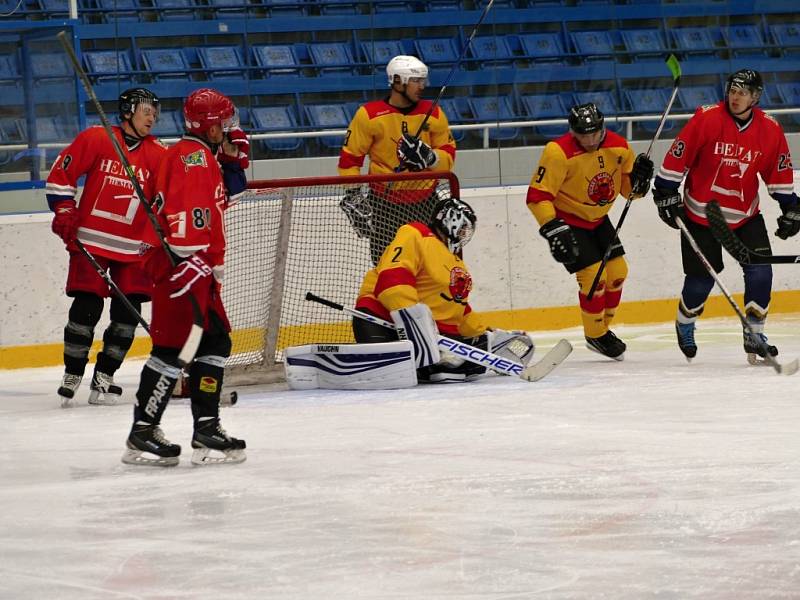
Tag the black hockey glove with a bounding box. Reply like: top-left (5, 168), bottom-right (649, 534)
top-left (539, 218), bottom-right (579, 265)
top-left (339, 188), bottom-right (372, 238)
top-left (397, 133), bottom-right (438, 172)
top-left (776, 201), bottom-right (800, 240)
top-left (652, 186), bottom-right (683, 230)
top-left (629, 153), bottom-right (654, 197)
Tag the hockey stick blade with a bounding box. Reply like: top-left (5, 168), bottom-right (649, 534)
top-left (707, 201), bottom-right (800, 265)
top-left (520, 338), bottom-right (573, 382)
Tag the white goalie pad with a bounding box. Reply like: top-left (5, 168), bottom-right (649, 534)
top-left (284, 341), bottom-right (417, 390)
top-left (488, 329), bottom-right (536, 366)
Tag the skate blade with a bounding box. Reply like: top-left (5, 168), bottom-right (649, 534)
top-left (88, 392), bottom-right (122, 406)
top-left (121, 448), bottom-right (180, 467)
top-left (60, 396), bottom-right (74, 408)
top-left (586, 344), bottom-right (625, 362)
top-left (190, 447), bottom-right (246, 466)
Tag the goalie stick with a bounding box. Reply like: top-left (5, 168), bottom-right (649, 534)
top-left (706, 201), bottom-right (800, 265)
top-left (58, 30), bottom-right (203, 368)
top-left (587, 54), bottom-right (682, 300)
top-left (305, 292), bottom-right (572, 382)
top-left (675, 216), bottom-right (798, 376)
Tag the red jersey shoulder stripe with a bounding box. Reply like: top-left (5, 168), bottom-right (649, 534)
top-left (601, 130), bottom-right (629, 150)
top-left (363, 99), bottom-right (396, 119)
top-left (408, 222), bottom-right (434, 237)
top-left (375, 266), bottom-right (416, 297)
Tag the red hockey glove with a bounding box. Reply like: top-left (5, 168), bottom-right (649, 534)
top-left (169, 253), bottom-right (212, 299)
top-left (51, 200), bottom-right (79, 245)
top-left (218, 127), bottom-right (250, 170)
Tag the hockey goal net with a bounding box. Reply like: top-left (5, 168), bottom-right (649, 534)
top-left (222, 171), bottom-right (460, 383)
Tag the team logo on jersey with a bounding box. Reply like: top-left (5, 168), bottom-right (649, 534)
top-left (587, 171), bottom-right (616, 206)
top-left (181, 150), bottom-right (207, 170)
top-left (446, 266), bottom-right (472, 304)
top-left (199, 376), bottom-right (218, 393)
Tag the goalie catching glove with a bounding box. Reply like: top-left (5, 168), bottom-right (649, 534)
top-left (391, 303), bottom-right (440, 368)
top-left (340, 188), bottom-right (372, 238)
top-left (397, 132), bottom-right (438, 172)
top-left (487, 329), bottom-right (535, 366)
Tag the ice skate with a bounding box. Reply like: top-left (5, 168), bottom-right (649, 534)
top-left (743, 330), bottom-right (778, 366)
top-left (121, 421), bottom-right (181, 467)
top-left (585, 330), bottom-right (626, 361)
top-left (58, 373), bottom-right (83, 407)
top-left (675, 321), bottom-right (697, 361)
top-left (87, 371), bottom-right (123, 406)
top-left (191, 418), bottom-right (246, 465)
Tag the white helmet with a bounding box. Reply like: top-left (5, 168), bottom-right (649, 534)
top-left (386, 55), bottom-right (428, 87)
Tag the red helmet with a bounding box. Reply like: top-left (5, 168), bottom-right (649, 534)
top-left (183, 88), bottom-right (238, 135)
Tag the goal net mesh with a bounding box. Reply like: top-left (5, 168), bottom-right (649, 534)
top-left (223, 171), bottom-right (459, 382)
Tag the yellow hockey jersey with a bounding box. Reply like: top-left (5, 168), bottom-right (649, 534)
top-left (526, 130), bottom-right (636, 229)
top-left (356, 222), bottom-right (486, 338)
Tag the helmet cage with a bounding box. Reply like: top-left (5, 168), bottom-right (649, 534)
top-left (431, 198), bottom-right (477, 253)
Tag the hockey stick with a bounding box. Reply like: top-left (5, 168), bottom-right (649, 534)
top-left (706, 201), bottom-right (800, 265)
top-left (75, 239), bottom-right (151, 333)
top-left (675, 216), bottom-right (798, 376)
top-left (57, 30), bottom-right (203, 367)
top-left (586, 54), bottom-right (682, 301)
top-left (305, 292), bottom-right (572, 382)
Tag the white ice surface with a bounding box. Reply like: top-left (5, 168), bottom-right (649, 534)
top-left (2, 316), bottom-right (800, 600)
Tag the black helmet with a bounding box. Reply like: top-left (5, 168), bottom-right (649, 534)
top-left (118, 88), bottom-right (160, 121)
top-left (568, 102), bottom-right (604, 134)
top-left (430, 197), bottom-right (477, 253)
top-left (725, 69), bottom-right (763, 100)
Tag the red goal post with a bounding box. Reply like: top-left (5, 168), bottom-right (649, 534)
top-left (223, 171), bottom-right (460, 383)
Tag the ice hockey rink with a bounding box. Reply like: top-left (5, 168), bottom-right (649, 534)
top-left (2, 315), bottom-right (800, 599)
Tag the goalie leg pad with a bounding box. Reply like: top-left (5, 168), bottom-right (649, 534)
top-left (284, 341), bottom-right (417, 390)
top-left (391, 303), bottom-right (440, 368)
top-left (488, 329), bottom-right (536, 366)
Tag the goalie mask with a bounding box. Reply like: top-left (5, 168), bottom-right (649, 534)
top-left (183, 88), bottom-right (239, 137)
top-left (725, 69), bottom-right (763, 103)
top-left (387, 55), bottom-right (429, 87)
top-left (431, 197), bottom-right (477, 253)
top-left (118, 88), bottom-right (160, 138)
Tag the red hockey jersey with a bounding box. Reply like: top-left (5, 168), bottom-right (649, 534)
top-left (657, 102), bottom-right (794, 228)
top-left (146, 136), bottom-right (228, 279)
top-left (46, 125), bottom-right (167, 262)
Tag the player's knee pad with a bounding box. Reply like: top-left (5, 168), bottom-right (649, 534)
top-left (109, 295), bottom-right (144, 325)
top-left (196, 330), bottom-right (232, 361)
top-left (605, 256), bottom-right (628, 291)
top-left (68, 292), bottom-right (104, 326)
top-left (576, 263), bottom-right (605, 296)
top-left (742, 263), bottom-right (772, 295)
top-left (681, 274), bottom-right (715, 311)
top-left (99, 321), bottom-right (137, 364)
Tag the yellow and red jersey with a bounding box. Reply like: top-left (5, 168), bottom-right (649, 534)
top-left (146, 136), bottom-right (227, 278)
top-left (655, 102), bottom-right (795, 228)
top-left (526, 130), bottom-right (636, 230)
top-left (45, 125), bottom-right (167, 262)
top-left (356, 222), bottom-right (487, 338)
top-left (338, 98), bottom-right (455, 201)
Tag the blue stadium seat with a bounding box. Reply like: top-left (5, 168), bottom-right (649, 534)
top-left (372, 0), bottom-right (412, 11)
top-left (38, 0), bottom-right (69, 16)
top-left (360, 39), bottom-right (405, 69)
top-left (520, 93), bottom-right (568, 137)
top-left (318, 0), bottom-right (358, 14)
top-left (677, 85), bottom-right (719, 110)
top-left (207, 0), bottom-right (250, 19)
top-left (96, 0), bottom-right (140, 21)
top-left (151, 110), bottom-right (183, 138)
top-left (571, 30), bottom-right (616, 60)
top-left (722, 24), bottom-right (766, 57)
top-left (776, 83), bottom-right (800, 124)
top-left (308, 42), bottom-right (355, 75)
top-left (252, 44), bottom-right (301, 77)
top-left (0, 53), bottom-right (18, 82)
top-left (620, 28), bottom-right (665, 59)
top-left (141, 48), bottom-right (191, 80)
top-left (769, 24), bottom-right (800, 56)
top-left (671, 26), bottom-right (721, 59)
top-left (152, 0), bottom-right (197, 20)
top-left (251, 106), bottom-right (302, 152)
top-left (304, 103), bottom-right (349, 149)
top-left (30, 52), bottom-right (71, 78)
top-left (438, 98), bottom-right (468, 143)
top-left (516, 32), bottom-right (565, 62)
top-left (414, 38), bottom-right (459, 68)
top-left (197, 46), bottom-right (246, 79)
top-left (423, 0), bottom-right (461, 10)
top-left (573, 91), bottom-right (623, 133)
top-left (467, 96), bottom-right (518, 141)
top-left (259, 0), bottom-right (307, 16)
top-left (83, 50), bottom-right (133, 83)
top-left (469, 36), bottom-right (514, 68)
top-left (623, 88), bottom-right (674, 134)
top-left (16, 116), bottom-right (65, 143)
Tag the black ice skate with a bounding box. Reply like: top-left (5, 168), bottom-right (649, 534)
top-left (743, 330), bottom-right (778, 365)
top-left (585, 330), bottom-right (626, 361)
top-left (87, 371), bottom-right (123, 406)
top-left (191, 418), bottom-right (246, 465)
top-left (121, 421), bottom-right (181, 467)
top-left (58, 373), bottom-right (83, 407)
top-left (675, 321), bottom-right (697, 361)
